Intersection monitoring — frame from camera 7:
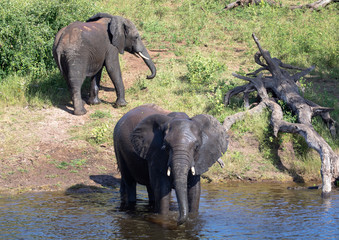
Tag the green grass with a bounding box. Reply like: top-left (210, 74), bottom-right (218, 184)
top-left (1, 0), bottom-right (338, 181)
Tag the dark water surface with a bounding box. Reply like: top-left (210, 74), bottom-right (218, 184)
top-left (1, 183), bottom-right (338, 239)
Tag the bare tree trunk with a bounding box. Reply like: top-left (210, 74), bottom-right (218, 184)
top-left (224, 0), bottom-right (279, 10)
top-left (224, 0), bottom-right (337, 10)
top-left (223, 34), bottom-right (339, 196)
top-left (290, 0), bottom-right (336, 10)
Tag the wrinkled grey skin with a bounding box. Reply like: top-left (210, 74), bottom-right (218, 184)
top-left (53, 13), bottom-right (156, 115)
top-left (113, 104), bottom-right (228, 225)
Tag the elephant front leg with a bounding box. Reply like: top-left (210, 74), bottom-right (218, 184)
top-left (88, 69), bottom-right (102, 105)
top-left (151, 174), bottom-right (171, 215)
top-left (188, 175), bottom-right (201, 215)
top-left (120, 178), bottom-right (137, 210)
top-left (105, 49), bottom-right (127, 107)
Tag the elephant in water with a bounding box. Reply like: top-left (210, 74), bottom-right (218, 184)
top-left (113, 104), bottom-right (228, 225)
top-left (53, 13), bottom-right (156, 115)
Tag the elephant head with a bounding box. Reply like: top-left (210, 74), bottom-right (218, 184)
top-left (87, 13), bottom-right (156, 79)
top-left (131, 113), bottom-right (228, 225)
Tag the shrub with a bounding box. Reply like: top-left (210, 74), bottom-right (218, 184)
top-left (0, 0), bottom-right (100, 79)
top-left (90, 123), bottom-right (110, 144)
top-left (186, 53), bottom-right (224, 91)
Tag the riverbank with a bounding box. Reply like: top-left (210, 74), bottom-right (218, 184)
top-left (1, 1), bottom-right (338, 194)
top-left (0, 99), bottom-right (324, 195)
top-left (0, 54), bottom-right (330, 194)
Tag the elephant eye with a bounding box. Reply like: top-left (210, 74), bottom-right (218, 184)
top-left (161, 141), bottom-right (168, 151)
top-left (194, 142), bottom-right (200, 151)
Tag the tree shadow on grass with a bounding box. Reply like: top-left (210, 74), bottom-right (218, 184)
top-left (269, 140), bottom-right (305, 183)
top-left (26, 71), bottom-right (70, 107)
top-left (26, 72), bottom-right (116, 113)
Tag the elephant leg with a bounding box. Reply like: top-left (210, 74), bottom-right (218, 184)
top-left (188, 175), bottom-right (201, 214)
top-left (88, 69), bottom-right (102, 105)
top-left (146, 185), bottom-right (155, 207)
top-left (69, 77), bottom-right (87, 115)
top-left (105, 49), bottom-right (127, 107)
top-left (118, 158), bottom-right (137, 209)
top-left (120, 178), bottom-right (137, 209)
top-left (152, 176), bottom-right (171, 215)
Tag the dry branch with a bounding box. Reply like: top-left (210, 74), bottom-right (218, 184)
top-left (224, 0), bottom-right (279, 10)
top-left (224, 0), bottom-right (337, 10)
top-left (290, 0), bottom-right (336, 10)
top-left (223, 34), bottom-right (338, 196)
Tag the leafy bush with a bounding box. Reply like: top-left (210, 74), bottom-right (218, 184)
top-left (90, 123), bottom-right (110, 144)
top-left (0, 0), bottom-right (100, 79)
top-left (186, 53), bottom-right (224, 91)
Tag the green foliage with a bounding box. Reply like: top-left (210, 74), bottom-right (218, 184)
top-left (0, 0), bottom-right (338, 182)
top-left (277, 99), bottom-right (298, 123)
top-left (0, 0), bottom-right (100, 79)
top-left (292, 134), bottom-right (310, 158)
top-left (90, 122), bottom-right (110, 144)
top-left (52, 159), bottom-right (87, 170)
top-left (90, 110), bottom-right (112, 120)
top-left (186, 53), bottom-right (224, 91)
top-left (0, 75), bottom-right (28, 106)
top-left (56, 161), bottom-right (69, 170)
top-left (230, 3), bottom-right (339, 78)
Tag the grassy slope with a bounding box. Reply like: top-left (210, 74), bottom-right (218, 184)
top-left (107, 0), bottom-right (339, 183)
top-left (1, 0), bottom-right (338, 186)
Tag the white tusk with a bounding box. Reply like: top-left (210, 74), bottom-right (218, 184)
top-left (217, 158), bottom-right (225, 168)
top-left (191, 166), bottom-right (195, 176)
top-left (167, 167), bottom-right (171, 177)
top-left (133, 53), bottom-right (140, 58)
top-left (138, 52), bottom-right (150, 60)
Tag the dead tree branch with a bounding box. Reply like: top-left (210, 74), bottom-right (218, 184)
top-left (290, 0), bottom-right (337, 10)
top-left (224, 0), bottom-right (337, 10)
top-left (224, 0), bottom-right (279, 10)
top-left (223, 33), bottom-right (338, 196)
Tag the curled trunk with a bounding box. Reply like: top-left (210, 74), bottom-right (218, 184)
top-left (140, 48), bottom-right (156, 79)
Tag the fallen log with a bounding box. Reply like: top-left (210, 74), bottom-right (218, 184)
top-left (224, 0), bottom-right (279, 10)
top-left (290, 0), bottom-right (337, 10)
top-left (224, 0), bottom-right (337, 10)
top-left (223, 33), bottom-right (338, 196)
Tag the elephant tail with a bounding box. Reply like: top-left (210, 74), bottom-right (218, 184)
top-left (53, 32), bottom-right (66, 77)
top-left (56, 51), bottom-right (64, 76)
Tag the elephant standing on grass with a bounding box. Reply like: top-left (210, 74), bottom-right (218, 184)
top-left (53, 13), bottom-right (156, 115)
top-left (113, 104), bottom-right (228, 225)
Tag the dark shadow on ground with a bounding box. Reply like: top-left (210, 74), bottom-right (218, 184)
top-left (64, 175), bottom-right (120, 194)
top-left (90, 174), bottom-right (120, 188)
top-left (270, 142), bottom-right (305, 183)
top-left (26, 71), bottom-right (70, 108)
top-left (26, 71), bottom-right (118, 114)
top-left (99, 85), bottom-right (115, 92)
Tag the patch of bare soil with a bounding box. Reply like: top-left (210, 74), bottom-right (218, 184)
top-left (0, 51), bottom-right (164, 194)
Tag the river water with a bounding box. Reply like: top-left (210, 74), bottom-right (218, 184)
top-left (0, 183), bottom-right (338, 239)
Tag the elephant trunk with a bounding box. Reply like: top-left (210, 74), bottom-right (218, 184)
top-left (139, 48), bottom-right (156, 79)
top-left (172, 154), bottom-right (190, 225)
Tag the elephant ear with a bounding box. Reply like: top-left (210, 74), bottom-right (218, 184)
top-left (86, 13), bottom-right (125, 54)
top-left (131, 114), bottom-right (171, 159)
top-left (191, 114), bottom-right (229, 175)
top-left (108, 16), bottom-right (126, 54)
